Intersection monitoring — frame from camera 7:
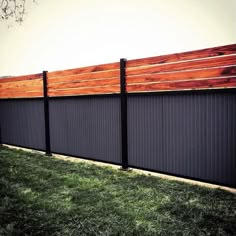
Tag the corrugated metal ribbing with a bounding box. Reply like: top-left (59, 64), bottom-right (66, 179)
top-left (128, 91), bottom-right (236, 187)
top-left (49, 96), bottom-right (121, 164)
top-left (127, 96), bottom-right (163, 169)
top-left (0, 99), bottom-right (45, 150)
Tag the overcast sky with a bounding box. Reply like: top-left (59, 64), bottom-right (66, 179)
top-left (0, 0), bottom-right (235, 76)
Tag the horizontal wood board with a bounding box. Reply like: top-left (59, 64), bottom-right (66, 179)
top-left (127, 44), bottom-right (236, 68)
top-left (0, 74), bottom-right (43, 98)
top-left (127, 77), bottom-right (236, 93)
top-left (127, 44), bottom-right (236, 92)
top-left (47, 62), bottom-right (120, 96)
top-left (48, 62), bottom-right (120, 77)
top-left (0, 44), bottom-right (236, 98)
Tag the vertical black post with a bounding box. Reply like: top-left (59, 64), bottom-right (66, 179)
top-left (120, 58), bottom-right (129, 170)
top-left (0, 125), bottom-right (2, 147)
top-left (43, 71), bottom-right (51, 156)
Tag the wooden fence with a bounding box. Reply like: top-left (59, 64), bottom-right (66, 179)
top-left (0, 44), bottom-right (236, 187)
top-left (1, 44), bottom-right (236, 98)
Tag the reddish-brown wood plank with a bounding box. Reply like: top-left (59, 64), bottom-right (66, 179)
top-left (0, 73), bottom-right (42, 83)
top-left (0, 91), bottom-right (43, 99)
top-left (126, 55), bottom-right (236, 76)
top-left (127, 77), bottom-right (236, 93)
top-left (126, 66), bottom-right (236, 84)
top-left (48, 78), bottom-right (120, 90)
top-left (48, 86), bottom-right (120, 97)
top-left (0, 85), bottom-right (43, 93)
top-left (48, 62), bottom-right (119, 77)
top-left (127, 44), bottom-right (236, 68)
top-left (48, 70), bottom-right (119, 84)
top-left (0, 79), bottom-right (43, 89)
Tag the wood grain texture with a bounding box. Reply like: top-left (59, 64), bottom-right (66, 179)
top-left (0, 73), bottom-right (42, 83)
top-left (0, 78), bottom-right (43, 89)
top-left (126, 55), bottom-right (236, 76)
top-left (127, 77), bottom-right (236, 93)
top-left (48, 86), bottom-right (120, 97)
top-left (127, 44), bottom-right (236, 68)
top-left (48, 62), bottom-right (119, 77)
top-left (0, 77), bottom-right (43, 98)
top-left (126, 66), bottom-right (236, 84)
top-left (0, 91), bottom-right (43, 99)
top-left (1, 85), bottom-right (43, 93)
top-left (48, 78), bottom-right (119, 90)
top-left (48, 70), bottom-right (119, 84)
top-left (1, 44), bottom-right (235, 98)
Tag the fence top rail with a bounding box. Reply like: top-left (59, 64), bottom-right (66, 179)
top-left (126, 44), bottom-right (236, 68)
top-left (0, 73), bottom-right (43, 83)
top-left (47, 62), bottom-right (120, 78)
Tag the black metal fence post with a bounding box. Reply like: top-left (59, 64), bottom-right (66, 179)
top-left (120, 58), bottom-right (129, 170)
top-left (0, 125), bottom-right (2, 147)
top-left (43, 71), bottom-right (51, 156)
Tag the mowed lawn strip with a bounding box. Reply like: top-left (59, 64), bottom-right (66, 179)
top-left (0, 146), bottom-right (235, 236)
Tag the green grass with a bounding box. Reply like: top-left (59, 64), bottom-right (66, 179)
top-left (0, 146), bottom-right (235, 236)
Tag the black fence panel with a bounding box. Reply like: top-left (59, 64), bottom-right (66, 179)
top-left (127, 90), bottom-right (236, 187)
top-left (49, 96), bottom-right (121, 164)
top-left (0, 99), bottom-right (45, 151)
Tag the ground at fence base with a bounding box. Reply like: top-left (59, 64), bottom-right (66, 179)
top-left (2, 144), bottom-right (236, 194)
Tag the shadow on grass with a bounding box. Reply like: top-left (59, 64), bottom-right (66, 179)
top-left (0, 146), bottom-right (236, 236)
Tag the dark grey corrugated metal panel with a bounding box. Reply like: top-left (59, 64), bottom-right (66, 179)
top-left (128, 91), bottom-right (236, 187)
top-left (0, 99), bottom-right (45, 150)
top-left (49, 97), bottom-right (121, 164)
top-left (127, 96), bottom-right (164, 169)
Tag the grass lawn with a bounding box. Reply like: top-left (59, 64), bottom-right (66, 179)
top-left (0, 146), bottom-right (236, 236)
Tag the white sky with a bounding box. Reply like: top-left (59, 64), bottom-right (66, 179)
top-left (0, 0), bottom-right (235, 76)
